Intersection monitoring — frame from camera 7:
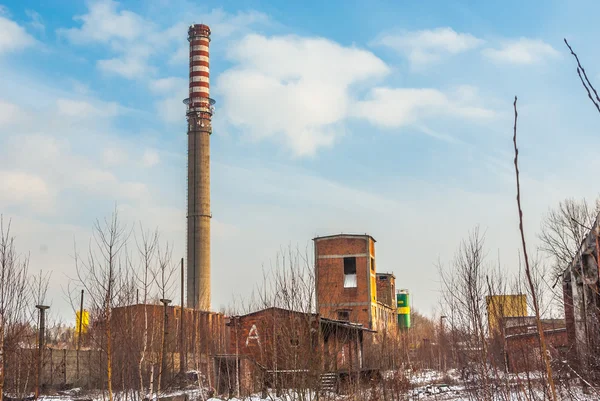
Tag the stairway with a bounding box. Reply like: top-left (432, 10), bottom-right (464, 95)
top-left (319, 372), bottom-right (337, 393)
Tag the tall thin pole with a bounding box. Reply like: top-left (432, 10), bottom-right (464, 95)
top-left (35, 305), bottom-right (49, 399)
top-left (0, 313), bottom-right (4, 401)
top-left (158, 298), bottom-right (171, 394)
top-left (77, 290), bottom-right (84, 381)
top-left (180, 258), bottom-right (185, 375)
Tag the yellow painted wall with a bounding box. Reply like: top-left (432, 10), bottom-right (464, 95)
top-left (486, 294), bottom-right (527, 333)
top-left (76, 309), bottom-right (89, 334)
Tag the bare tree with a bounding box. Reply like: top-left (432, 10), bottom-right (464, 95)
top-left (0, 216), bottom-right (31, 401)
top-left (153, 239), bottom-right (176, 396)
top-left (133, 226), bottom-right (158, 397)
top-left (74, 209), bottom-right (130, 401)
top-left (439, 227), bottom-right (494, 400)
top-left (539, 197), bottom-right (600, 281)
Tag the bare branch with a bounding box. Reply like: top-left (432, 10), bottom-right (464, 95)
top-left (513, 96), bottom-right (557, 401)
top-left (564, 38), bottom-right (600, 114)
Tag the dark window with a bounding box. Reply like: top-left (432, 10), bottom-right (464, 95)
top-left (371, 257), bottom-right (375, 272)
top-left (343, 257), bottom-right (357, 288)
top-left (337, 310), bottom-right (350, 321)
top-left (344, 257), bottom-right (356, 274)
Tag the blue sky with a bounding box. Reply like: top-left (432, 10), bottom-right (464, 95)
top-left (2, 0), bottom-right (600, 321)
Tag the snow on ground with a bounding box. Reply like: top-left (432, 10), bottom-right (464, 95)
top-left (31, 368), bottom-right (600, 401)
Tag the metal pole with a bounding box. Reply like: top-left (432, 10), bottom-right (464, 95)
top-left (440, 316), bottom-right (447, 372)
top-left (0, 313), bottom-right (4, 401)
top-left (180, 258), bottom-right (185, 376)
top-left (77, 290), bottom-right (84, 381)
top-left (159, 298), bottom-right (171, 393)
top-left (235, 318), bottom-right (240, 398)
top-left (35, 305), bottom-right (49, 399)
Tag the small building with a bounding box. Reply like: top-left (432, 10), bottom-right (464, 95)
top-left (486, 294), bottom-right (527, 335)
top-left (505, 328), bottom-right (568, 373)
top-left (107, 303), bottom-right (226, 387)
top-left (215, 307), bottom-right (372, 396)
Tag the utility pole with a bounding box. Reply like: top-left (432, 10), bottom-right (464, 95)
top-left (180, 258), bottom-right (185, 376)
top-left (76, 290), bottom-right (84, 381)
top-left (440, 315), bottom-right (447, 372)
top-left (0, 313), bottom-right (4, 401)
top-left (158, 298), bottom-right (172, 394)
top-left (35, 304), bottom-right (50, 399)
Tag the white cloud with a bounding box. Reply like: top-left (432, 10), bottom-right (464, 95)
top-left (0, 171), bottom-right (54, 212)
top-left (26, 10), bottom-right (45, 33)
top-left (207, 9), bottom-right (269, 39)
top-left (168, 8), bottom-right (270, 65)
top-left (217, 34), bottom-right (389, 156)
top-left (482, 38), bottom-right (559, 65)
top-left (60, 1), bottom-right (269, 80)
top-left (0, 14), bottom-right (36, 54)
top-left (73, 168), bottom-right (149, 201)
top-left (356, 86), bottom-right (495, 128)
top-left (149, 77), bottom-right (187, 94)
top-left (59, 0), bottom-right (144, 45)
top-left (103, 147), bottom-right (127, 166)
top-left (149, 77), bottom-right (188, 122)
top-left (142, 149), bottom-right (160, 167)
top-left (376, 27), bottom-right (484, 67)
top-left (56, 98), bottom-right (120, 118)
top-left (58, 0), bottom-right (155, 79)
top-left (0, 100), bottom-right (25, 126)
top-left (98, 53), bottom-right (153, 78)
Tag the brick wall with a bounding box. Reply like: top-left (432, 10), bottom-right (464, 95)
top-left (376, 274), bottom-right (395, 308)
top-left (314, 235), bottom-right (379, 330)
top-left (505, 329), bottom-right (568, 373)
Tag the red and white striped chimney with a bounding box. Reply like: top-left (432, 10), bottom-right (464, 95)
top-left (185, 23), bottom-right (214, 311)
top-left (188, 24), bottom-right (214, 116)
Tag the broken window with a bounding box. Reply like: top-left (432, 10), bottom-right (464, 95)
top-left (344, 257), bottom-right (357, 288)
top-left (337, 310), bottom-right (350, 321)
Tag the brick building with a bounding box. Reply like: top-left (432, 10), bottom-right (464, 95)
top-left (561, 212), bottom-right (600, 370)
top-left (505, 328), bottom-right (568, 373)
top-left (216, 307), bottom-right (371, 395)
top-left (313, 234), bottom-right (397, 335)
top-left (107, 303), bottom-right (226, 385)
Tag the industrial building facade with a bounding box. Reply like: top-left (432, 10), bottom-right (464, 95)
top-left (313, 234), bottom-right (397, 336)
top-left (561, 212), bottom-right (600, 372)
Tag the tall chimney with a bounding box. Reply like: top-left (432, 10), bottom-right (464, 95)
top-left (185, 24), bottom-right (214, 311)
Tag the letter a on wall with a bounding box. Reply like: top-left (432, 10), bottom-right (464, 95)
top-left (246, 324), bottom-right (261, 346)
